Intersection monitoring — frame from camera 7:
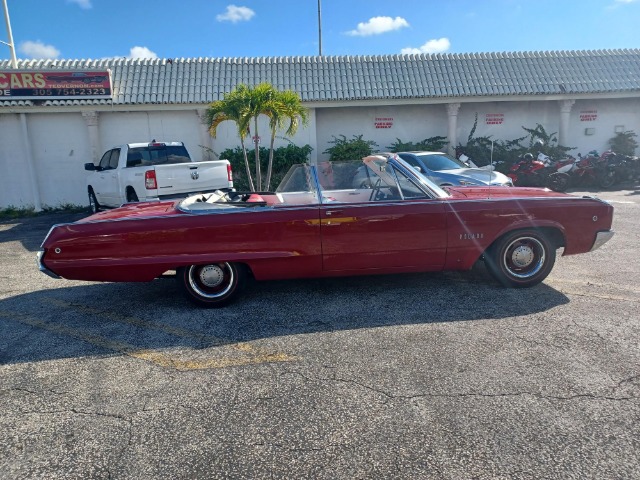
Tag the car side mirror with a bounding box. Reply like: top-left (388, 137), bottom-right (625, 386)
top-left (84, 163), bottom-right (96, 171)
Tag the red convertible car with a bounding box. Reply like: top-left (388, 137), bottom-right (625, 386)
top-left (38, 155), bottom-right (614, 307)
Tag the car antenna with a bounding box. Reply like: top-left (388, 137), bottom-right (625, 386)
top-left (489, 140), bottom-right (494, 198)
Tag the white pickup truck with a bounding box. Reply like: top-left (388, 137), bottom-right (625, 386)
top-left (84, 141), bottom-right (233, 212)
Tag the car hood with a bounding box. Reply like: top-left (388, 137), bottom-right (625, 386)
top-left (440, 168), bottom-right (510, 185)
top-left (444, 186), bottom-right (571, 199)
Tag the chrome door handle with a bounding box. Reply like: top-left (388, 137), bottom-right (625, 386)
top-left (325, 210), bottom-right (342, 216)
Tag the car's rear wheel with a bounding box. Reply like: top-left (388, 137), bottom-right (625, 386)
top-left (177, 262), bottom-right (246, 307)
top-left (485, 230), bottom-right (556, 288)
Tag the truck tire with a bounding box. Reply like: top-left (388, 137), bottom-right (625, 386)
top-left (88, 189), bottom-right (100, 213)
top-left (126, 188), bottom-right (139, 203)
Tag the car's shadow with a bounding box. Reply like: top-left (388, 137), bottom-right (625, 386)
top-left (1, 265), bottom-right (570, 366)
top-left (0, 212), bottom-right (87, 252)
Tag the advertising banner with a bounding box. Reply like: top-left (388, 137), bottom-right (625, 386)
top-left (0, 70), bottom-right (112, 100)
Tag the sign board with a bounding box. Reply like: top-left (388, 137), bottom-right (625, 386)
top-left (579, 110), bottom-right (598, 122)
top-left (485, 113), bottom-right (504, 125)
top-left (0, 70), bottom-right (112, 100)
top-left (374, 117), bottom-right (393, 129)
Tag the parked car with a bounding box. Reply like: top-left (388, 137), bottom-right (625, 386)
top-left (39, 154), bottom-right (614, 307)
top-left (394, 151), bottom-right (513, 187)
top-left (84, 141), bottom-right (233, 212)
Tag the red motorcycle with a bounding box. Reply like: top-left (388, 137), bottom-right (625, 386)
top-left (508, 153), bottom-right (570, 192)
top-left (571, 151), bottom-right (614, 188)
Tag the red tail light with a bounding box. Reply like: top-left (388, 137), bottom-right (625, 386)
top-left (145, 170), bottom-right (157, 189)
top-left (227, 164), bottom-right (233, 183)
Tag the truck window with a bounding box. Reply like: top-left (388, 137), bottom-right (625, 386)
top-left (98, 150), bottom-right (112, 170)
top-left (147, 145), bottom-right (191, 165)
top-left (108, 149), bottom-right (120, 169)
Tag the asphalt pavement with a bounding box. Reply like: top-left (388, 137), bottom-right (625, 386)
top-left (1, 187), bottom-right (639, 479)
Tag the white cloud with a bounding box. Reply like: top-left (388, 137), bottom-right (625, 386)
top-left (67, 0), bottom-right (92, 9)
top-left (615, 0), bottom-right (637, 3)
top-left (216, 5), bottom-right (256, 23)
top-left (347, 16), bottom-right (409, 36)
top-left (128, 46), bottom-right (158, 59)
top-left (401, 37), bottom-right (451, 55)
top-left (19, 41), bottom-right (61, 59)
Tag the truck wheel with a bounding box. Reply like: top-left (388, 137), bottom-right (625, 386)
top-left (126, 189), bottom-right (139, 203)
top-left (177, 263), bottom-right (246, 307)
top-left (484, 230), bottom-right (556, 288)
top-left (88, 189), bottom-right (100, 213)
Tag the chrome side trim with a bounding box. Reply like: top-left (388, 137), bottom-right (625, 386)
top-left (36, 250), bottom-right (60, 279)
top-left (590, 230), bottom-right (615, 252)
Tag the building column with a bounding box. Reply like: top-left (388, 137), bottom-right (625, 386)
top-left (20, 113), bottom-right (42, 211)
top-left (82, 111), bottom-right (100, 164)
top-left (196, 109), bottom-right (213, 161)
top-left (446, 103), bottom-right (461, 155)
top-left (558, 100), bottom-right (575, 147)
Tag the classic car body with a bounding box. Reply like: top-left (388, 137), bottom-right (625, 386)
top-left (38, 155), bottom-right (614, 307)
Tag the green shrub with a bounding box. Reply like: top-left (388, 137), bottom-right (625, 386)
top-left (386, 136), bottom-right (448, 152)
top-left (608, 130), bottom-right (638, 156)
top-left (323, 135), bottom-right (378, 161)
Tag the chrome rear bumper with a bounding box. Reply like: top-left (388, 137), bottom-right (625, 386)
top-left (590, 230), bottom-right (615, 252)
top-left (36, 250), bottom-right (60, 279)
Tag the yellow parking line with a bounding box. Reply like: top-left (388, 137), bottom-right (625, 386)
top-left (0, 308), bottom-right (296, 370)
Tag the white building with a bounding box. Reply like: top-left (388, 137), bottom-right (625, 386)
top-left (1, 49), bottom-right (639, 209)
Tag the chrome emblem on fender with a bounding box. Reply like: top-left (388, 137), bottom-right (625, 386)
top-left (191, 171), bottom-right (199, 180)
top-left (460, 233), bottom-right (484, 240)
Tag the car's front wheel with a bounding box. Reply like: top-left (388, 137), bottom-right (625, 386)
top-left (176, 262), bottom-right (246, 307)
top-left (485, 230), bottom-right (556, 288)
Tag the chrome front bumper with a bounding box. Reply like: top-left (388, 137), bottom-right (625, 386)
top-left (36, 250), bottom-right (60, 279)
top-left (590, 230), bottom-right (615, 252)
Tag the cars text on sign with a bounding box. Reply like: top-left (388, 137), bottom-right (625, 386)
top-left (0, 71), bottom-right (112, 100)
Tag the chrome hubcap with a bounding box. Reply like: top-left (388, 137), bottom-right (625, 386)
top-left (199, 265), bottom-right (225, 288)
top-left (503, 237), bottom-right (546, 279)
top-left (511, 245), bottom-right (534, 268)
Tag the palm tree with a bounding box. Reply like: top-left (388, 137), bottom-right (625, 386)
top-left (205, 88), bottom-right (255, 191)
top-left (245, 83), bottom-right (277, 191)
top-left (206, 83), bottom-right (308, 192)
top-left (264, 90), bottom-right (309, 191)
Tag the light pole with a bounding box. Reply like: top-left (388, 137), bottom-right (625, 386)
top-left (2, 0), bottom-right (18, 68)
top-left (317, 0), bottom-right (322, 56)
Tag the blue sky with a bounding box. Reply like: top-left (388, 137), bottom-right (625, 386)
top-left (2, 0), bottom-right (640, 61)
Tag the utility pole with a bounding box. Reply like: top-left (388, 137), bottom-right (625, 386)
top-left (317, 0), bottom-right (322, 56)
top-left (2, 0), bottom-right (18, 67)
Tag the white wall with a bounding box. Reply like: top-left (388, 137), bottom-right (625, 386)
top-left (0, 114), bottom-right (37, 208)
top-left (1, 97), bottom-right (639, 209)
top-left (316, 104), bottom-right (448, 160)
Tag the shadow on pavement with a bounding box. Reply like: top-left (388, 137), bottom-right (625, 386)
top-left (0, 266), bottom-right (569, 366)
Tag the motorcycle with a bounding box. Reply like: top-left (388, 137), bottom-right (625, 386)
top-left (508, 153), bottom-right (570, 192)
top-left (570, 151), bottom-right (614, 188)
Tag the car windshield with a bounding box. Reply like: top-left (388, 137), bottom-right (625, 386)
top-left (416, 153), bottom-right (468, 171)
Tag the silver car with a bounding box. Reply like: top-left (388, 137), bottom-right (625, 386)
top-left (395, 151), bottom-right (512, 187)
